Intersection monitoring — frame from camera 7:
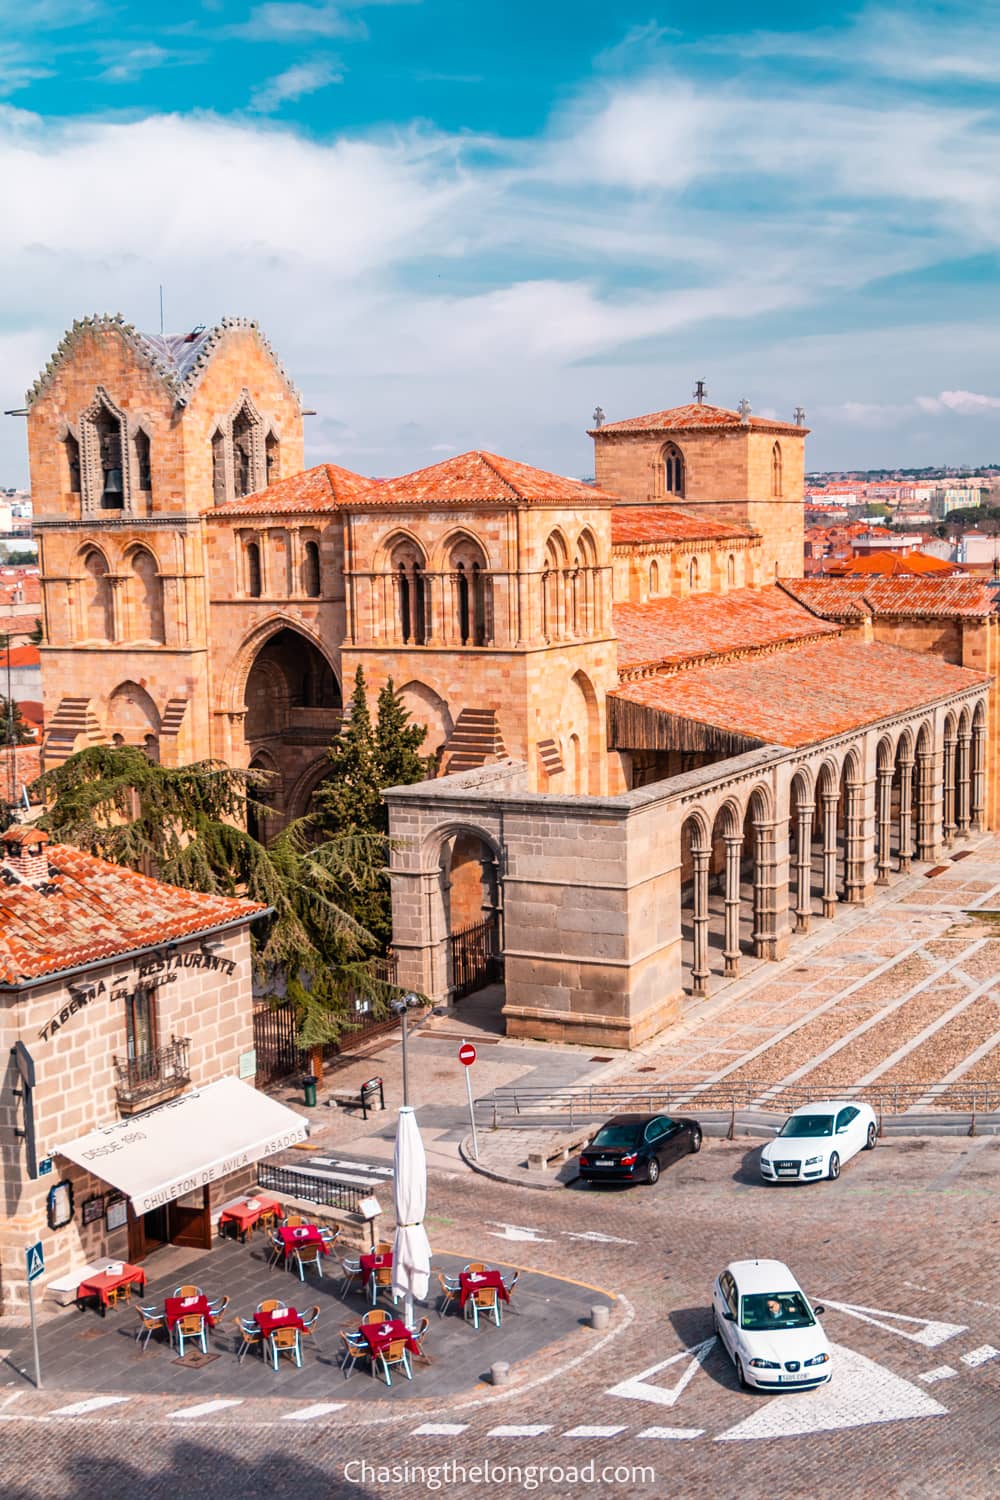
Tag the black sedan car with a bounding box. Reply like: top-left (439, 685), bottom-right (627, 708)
top-left (577, 1113), bottom-right (702, 1186)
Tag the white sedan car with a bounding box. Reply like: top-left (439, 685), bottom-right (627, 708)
top-left (760, 1099), bottom-right (878, 1183)
top-left (713, 1259), bottom-right (832, 1391)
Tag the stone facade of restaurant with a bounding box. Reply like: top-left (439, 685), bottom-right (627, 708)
top-left (0, 827), bottom-right (264, 1316)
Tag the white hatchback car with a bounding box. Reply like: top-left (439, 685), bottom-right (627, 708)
top-left (713, 1259), bottom-right (832, 1391)
top-left (759, 1099), bottom-right (878, 1183)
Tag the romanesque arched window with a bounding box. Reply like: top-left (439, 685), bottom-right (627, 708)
top-left (727, 553), bottom-right (736, 586)
top-left (663, 442), bottom-right (685, 497)
top-left (93, 401), bottom-right (124, 509)
top-left (63, 432), bottom-right (81, 495)
top-left (542, 530), bottom-right (568, 641)
top-left (388, 538), bottom-right (427, 645)
top-left (303, 539), bottom-right (321, 598)
top-left (448, 535), bottom-right (491, 646)
top-left (211, 428), bottom-right (226, 504)
top-left (649, 559), bottom-right (659, 595)
top-left (82, 549), bottom-right (113, 641)
top-left (232, 405), bottom-right (255, 499)
top-left (771, 442), bottom-right (783, 498)
top-left (246, 540), bottom-right (262, 598)
top-left (689, 556), bottom-right (699, 590)
top-left (128, 548), bottom-right (165, 643)
top-left (134, 428), bottom-right (152, 493)
top-left (265, 429), bottom-right (280, 485)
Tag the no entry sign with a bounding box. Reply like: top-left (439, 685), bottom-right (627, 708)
top-left (458, 1042), bottom-right (477, 1067)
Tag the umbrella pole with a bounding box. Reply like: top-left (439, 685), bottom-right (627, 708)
top-left (404, 1292), bottom-right (414, 1329)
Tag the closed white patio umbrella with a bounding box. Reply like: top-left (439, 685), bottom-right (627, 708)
top-left (391, 1104), bottom-right (432, 1329)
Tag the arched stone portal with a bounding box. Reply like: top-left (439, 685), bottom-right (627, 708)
top-left (443, 830), bottom-right (502, 1001)
top-left (241, 626), bottom-right (342, 836)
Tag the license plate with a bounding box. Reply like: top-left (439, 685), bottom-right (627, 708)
top-left (777, 1168), bottom-right (797, 1176)
top-left (781, 1371), bottom-right (808, 1381)
top-left (595, 1159), bottom-right (614, 1167)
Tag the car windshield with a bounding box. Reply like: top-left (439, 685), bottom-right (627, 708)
top-left (740, 1291), bottom-right (815, 1331)
top-left (590, 1125), bottom-right (641, 1150)
top-left (779, 1114), bottom-right (835, 1138)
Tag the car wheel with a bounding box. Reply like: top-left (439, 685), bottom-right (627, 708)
top-left (689, 1128), bottom-right (702, 1154)
top-left (736, 1355), bottom-right (751, 1390)
top-left (828, 1151), bottom-right (841, 1181)
top-left (865, 1122), bottom-right (877, 1150)
top-left (646, 1157), bottom-right (660, 1186)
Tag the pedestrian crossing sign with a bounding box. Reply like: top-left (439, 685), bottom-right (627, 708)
top-left (25, 1241), bottom-right (44, 1283)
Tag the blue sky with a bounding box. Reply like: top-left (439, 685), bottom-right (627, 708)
top-left (3, 1), bottom-right (1000, 483)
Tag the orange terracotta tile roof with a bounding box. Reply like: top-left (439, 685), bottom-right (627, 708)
top-left (592, 402), bottom-right (807, 437)
top-left (782, 577), bottom-right (1000, 620)
top-left (0, 844), bottom-right (265, 982)
top-left (611, 507), bottom-right (756, 546)
top-left (210, 450), bottom-right (617, 516)
top-left (611, 639), bottom-right (988, 750)
top-left (0, 578), bottom-right (40, 607)
top-left (614, 586), bottom-right (839, 672)
top-left (0, 644), bottom-right (40, 668)
top-left (365, 451), bottom-right (619, 507)
top-left (825, 550), bottom-right (956, 577)
top-left (208, 462), bottom-right (379, 516)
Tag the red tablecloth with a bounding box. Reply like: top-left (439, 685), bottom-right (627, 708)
top-left (278, 1225), bottom-right (326, 1256)
top-left (77, 1265), bottom-right (146, 1308)
top-left (218, 1195), bottom-right (282, 1234)
top-left (164, 1295), bottom-right (216, 1332)
top-left (359, 1251), bottom-right (392, 1276)
top-left (459, 1270), bottom-right (509, 1309)
top-left (256, 1306), bottom-right (307, 1337)
top-left (358, 1318), bottom-right (420, 1357)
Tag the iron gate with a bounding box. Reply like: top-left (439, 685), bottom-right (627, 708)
top-left (450, 910), bottom-right (502, 999)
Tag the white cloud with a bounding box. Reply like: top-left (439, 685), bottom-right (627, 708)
top-left (249, 59), bottom-right (343, 112)
top-left (0, 46), bottom-right (52, 97)
top-left (233, 3), bottom-right (367, 41)
top-left (916, 390), bottom-right (1000, 415)
top-left (97, 44), bottom-right (191, 84)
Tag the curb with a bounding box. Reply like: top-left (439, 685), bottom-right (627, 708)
top-left (458, 1135), bottom-right (577, 1191)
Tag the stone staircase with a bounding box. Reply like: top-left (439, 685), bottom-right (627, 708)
top-left (441, 707), bottom-right (508, 775)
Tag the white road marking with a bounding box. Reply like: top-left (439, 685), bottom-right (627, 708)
top-left (486, 1425), bottom-right (553, 1437)
top-left (605, 1337), bottom-right (716, 1408)
top-left (636, 1427), bottom-right (704, 1440)
top-left (561, 1231), bottom-right (637, 1246)
top-left (855, 972), bottom-right (1000, 1087)
top-left (562, 1425), bottom-right (627, 1438)
top-left (412, 1423), bottom-right (470, 1436)
top-left (281, 1403), bottom-right (346, 1421)
top-left (486, 1222), bottom-right (554, 1243)
top-left (168, 1399), bottom-right (243, 1420)
top-left (821, 1299), bottom-right (967, 1348)
top-left (50, 1396), bottom-right (130, 1417)
top-left (919, 1366), bottom-right (958, 1384)
top-left (961, 1346), bottom-right (1000, 1367)
top-left (328, 1158), bottom-right (394, 1176)
top-left (716, 1342), bottom-right (947, 1441)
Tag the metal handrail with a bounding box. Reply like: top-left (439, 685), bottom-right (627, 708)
top-left (113, 1036), bottom-right (191, 1103)
top-left (475, 1078), bottom-right (1000, 1126)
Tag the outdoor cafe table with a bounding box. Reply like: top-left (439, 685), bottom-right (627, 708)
top-left (357, 1318), bottom-right (420, 1359)
top-left (163, 1295), bottom-right (216, 1333)
top-left (359, 1250), bottom-right (392, 1276)
top-left (218, 1194), bottom-right (282, 1240)
top-left (277, 1225), bottom-right (326, 1257)
top-left (77, 1263), bottom-right (147, 1311)
top-left (256, 1306), bottom-right (307, 1338)
top-left (458, 1270), bottom-right (510, 1309)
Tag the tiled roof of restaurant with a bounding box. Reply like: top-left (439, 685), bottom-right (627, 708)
top-left (215, 451), bottom-right (619, 515)
top-left (611, 507), bottom-right (756, 546)
top-left (0, 745), bottom-right (41, 803)
top-left (782, 577), bottom-right (1000, 620)
top-left (825, 550), bottom-right (956, 577)
top-left (209, 462), bottom-right (379, 516)
top-left (0, 844), bottom-right (264, 982)
top-left (592, 402), bottom-right (806, 436)
top-left (610, 639), bottom-right (988, 750)
top-left (614, 586), bottom-right (839, 672)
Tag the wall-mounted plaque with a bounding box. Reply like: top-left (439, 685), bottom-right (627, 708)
top-left (46, 1179), bottom-right (74, 1229)
top-left (81, 1194), bottom-right (106, 1226)
top-left (105, 1196), bottom-right (128, 1232)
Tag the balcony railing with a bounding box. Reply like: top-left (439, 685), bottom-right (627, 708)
top-left (114, 1037), bottom-right (191, 1112)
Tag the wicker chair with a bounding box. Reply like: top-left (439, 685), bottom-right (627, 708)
top-left (436, 1271), bottom-right (461, 1318)
top-left (134, 1304), bottom-right (166, 1351)
top-left (269, 1325), bottom-right (302, 1370)
top-left (234, 1315), bottom-right (264, 1363)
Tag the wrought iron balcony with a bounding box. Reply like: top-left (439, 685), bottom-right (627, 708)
top-left (114, 1037), bottom-right (191, 1113)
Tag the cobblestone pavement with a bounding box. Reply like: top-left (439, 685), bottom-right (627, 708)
top-left (4, 1136), bottom-right (998, 1500)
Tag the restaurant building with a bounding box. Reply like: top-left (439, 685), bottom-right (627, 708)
top-left (0, 825), bottom-right (307, 1316)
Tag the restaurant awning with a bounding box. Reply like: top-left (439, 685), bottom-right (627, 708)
top-left (53, 1077), bottom-right (308, 1215)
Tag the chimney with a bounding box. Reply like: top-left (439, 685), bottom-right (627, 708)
top-left (1, 826), bottom-right (51, 886)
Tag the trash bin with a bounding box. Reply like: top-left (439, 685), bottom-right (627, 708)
top-left (301, 1075), bottom-right (318, 1108)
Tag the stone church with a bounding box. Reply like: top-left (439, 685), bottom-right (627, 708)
top-left (24, 316), bottom-right (993, 1047)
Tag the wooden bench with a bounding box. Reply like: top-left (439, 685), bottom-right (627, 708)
top-left (526, 1132), bottom-right (592, 1171)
